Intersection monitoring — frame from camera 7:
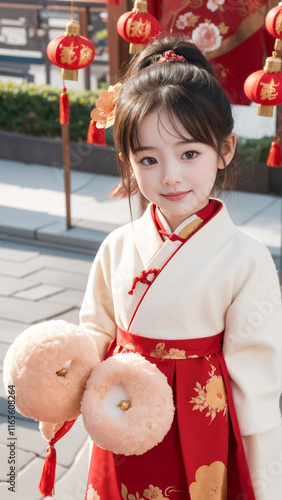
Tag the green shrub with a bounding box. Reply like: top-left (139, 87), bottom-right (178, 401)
top-left (0, 81), bottom-right (112, 143)
top-left (236, 136), bottom-right (273, 165)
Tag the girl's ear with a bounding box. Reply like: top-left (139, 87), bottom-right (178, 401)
top-left (218, 133), bottom-right (236, 170)
top-left (118, 152), bottom-right (123, 162)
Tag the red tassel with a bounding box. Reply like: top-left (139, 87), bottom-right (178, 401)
top-left (38, 419), bottom-right (76, 497)
top-left (39, 446), bottom-right (56, 497)
top-left (87, 119), bottom-right (106, 146)
top-left (60, 87), bottom-right (69, 125)
top-left (106, 0), bottom-right (120, 5)
top-left (267, 135), bottom-right (282, 166)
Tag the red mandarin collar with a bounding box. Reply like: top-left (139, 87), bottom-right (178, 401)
top-left (151, 199), bottom-right (222, 242)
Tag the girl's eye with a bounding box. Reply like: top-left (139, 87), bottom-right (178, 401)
top-left (182, 151), bottom-right (198, 160)
top-left (141, 157), bottom-right (157, 166)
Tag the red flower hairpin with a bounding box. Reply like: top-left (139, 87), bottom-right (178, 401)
top-left (157, 50), bottom-right (186, 64)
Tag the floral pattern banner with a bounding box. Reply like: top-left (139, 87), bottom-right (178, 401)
top-left (149, 0), bottom-right (275, 105)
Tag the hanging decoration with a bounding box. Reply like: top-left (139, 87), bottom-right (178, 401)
top-left (117, 0), bottom-right (160, 54)
top-left (46, 0), bottom-right (95, 229)
top-left (265, 2), bottom-right (282, 52)
top-left (267, 135), bottom-right (282, 166)
top-left (47, 20), bottom-right (95, 82)
top-left (244, 2), bottom-right (282, 287)
top-left (244, 51), bottom-right (282, 118)
top-left (87, 120), bottom-right (106, 146)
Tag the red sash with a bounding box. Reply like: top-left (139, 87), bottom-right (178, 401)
top-left (85, 329), bottom-right (256, 500)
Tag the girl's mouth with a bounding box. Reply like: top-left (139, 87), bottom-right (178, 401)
top-left (161, 191), bottom-right (191, 201)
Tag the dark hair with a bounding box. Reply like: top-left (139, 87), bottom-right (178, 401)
top-left (112, 35), bottom-right (237, 203)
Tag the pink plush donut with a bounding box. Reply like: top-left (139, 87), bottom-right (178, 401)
top-left (3, 320), bottom-right (99, 423)
top-left (81, 352), bottom-right (175, 456)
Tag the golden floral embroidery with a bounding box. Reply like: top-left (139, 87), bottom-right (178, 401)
top-left (121, 484), bottom-right (182, 499)
top-left (113, 343), bottom-right (121, 355)
top-left (218, 22), bottom-right (229, 35)
top-left (150, 342), bottom-right (198, 360)
top-left (124, 343), bottom-right (136, 352)
top-left (86, 484), bottom-right (101, 500)
top-left (190, 364), bottom-right (228, 422)
top-left (189, 461), bottom-right (227, 500)
top-left (216, 63), bottom-right (230, 79)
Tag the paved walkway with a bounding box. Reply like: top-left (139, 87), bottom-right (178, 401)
top-left (0, 239), bottom-right (93, 500)
top-left (0, 159), bottom-right (281, 260)
top-left (0, 157), bottom-right (281, 500)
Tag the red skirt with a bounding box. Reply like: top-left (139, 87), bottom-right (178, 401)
top-left (85, 328), bottom-right (256, 500)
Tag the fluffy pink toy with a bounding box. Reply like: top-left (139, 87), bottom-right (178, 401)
top-left (3, 320), bottom-right (99, 424)
top-left (81, 352), bottom-right (175, 456)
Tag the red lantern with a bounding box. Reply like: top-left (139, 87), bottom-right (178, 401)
top-left (117, 0), bottom-right (160, 54)
top-left (265, 2), bottom-right (282, 51)
top-left (244, 52), bottom-right (282, 117)
top-left (47, 21), bottom-right (95, 81)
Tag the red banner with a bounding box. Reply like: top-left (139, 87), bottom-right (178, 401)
top-left (149, 0), bottom-right (275, 105)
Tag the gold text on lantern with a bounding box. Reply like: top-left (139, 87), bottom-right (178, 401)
top-left (126, 18), bottom-right (152, 41)
top-left (79, 45), bottom-right (93, 65)
top-left (59, 42), bottom-right (78, 65)
top-left (259, 78), bottom-right (279, 101)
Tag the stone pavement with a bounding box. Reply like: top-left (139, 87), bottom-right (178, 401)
top-left (0, 239), bottom-right (94, 500)
top-left (0, 157), bottom-right (281, 500)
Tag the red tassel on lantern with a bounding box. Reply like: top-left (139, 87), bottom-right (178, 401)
top-left (39, 419), bottom-right (76, 497)
top-left (87, 119), bottom-right (106, 146)
top-left (267, 135), bottom-right (282, 166)
top-left (60, 87), bottom-right (69, 125)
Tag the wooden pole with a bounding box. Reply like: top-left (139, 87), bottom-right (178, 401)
top-left (61, 123), bottom-right (72, 229)
top-left (107, 0), bottom-right (131, 84)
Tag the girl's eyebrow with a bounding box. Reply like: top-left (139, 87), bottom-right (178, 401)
top-left (133, 139), bottom-right (200, 153)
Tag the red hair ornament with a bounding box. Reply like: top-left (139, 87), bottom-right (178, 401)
top-left (157, 51), bottom-right (186, 63)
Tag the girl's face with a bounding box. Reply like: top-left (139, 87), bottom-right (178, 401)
top-left (128, 111), bottom-right (235, 231)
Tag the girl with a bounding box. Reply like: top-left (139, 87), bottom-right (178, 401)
top-left (80, 36), bottom-right (282, 500)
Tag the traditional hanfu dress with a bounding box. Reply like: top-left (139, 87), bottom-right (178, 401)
top-left (80, 199), bottom-right (282, 500)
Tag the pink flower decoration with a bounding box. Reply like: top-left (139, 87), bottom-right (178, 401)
top-left (176, 15), bottom-right (188, 30)
top-left (192, 23), bottom-right (222, 52)
top-left (91, 83), bottom-right (122, 129)
top-left (207, 0), bottom-right (225, 13)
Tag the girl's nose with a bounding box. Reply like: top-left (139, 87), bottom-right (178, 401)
top-left (162, 166), bottom-right (182, 186)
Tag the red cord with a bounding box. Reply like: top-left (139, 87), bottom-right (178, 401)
top-left (128, 268), bottom-right (160, 295)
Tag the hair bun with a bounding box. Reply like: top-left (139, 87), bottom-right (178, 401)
top-left (174, 46), bottom-right (215, 76)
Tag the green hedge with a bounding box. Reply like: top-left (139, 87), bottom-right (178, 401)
top-left (0, 81), bottom-right (274, 158)
top-left (236, 136), bottom-right (273, 165)
top-left (0, 81), bottom-right (112, 143)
